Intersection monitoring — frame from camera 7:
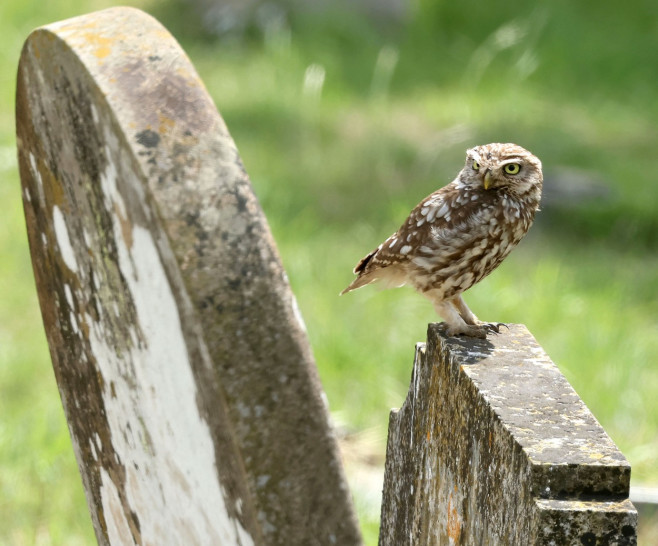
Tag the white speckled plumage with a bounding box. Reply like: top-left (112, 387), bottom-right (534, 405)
top-left (342, 143), bottom-right (543, 338)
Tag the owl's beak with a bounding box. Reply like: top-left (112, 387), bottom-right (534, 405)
top-left (483, 170), bottom-right (493, 190)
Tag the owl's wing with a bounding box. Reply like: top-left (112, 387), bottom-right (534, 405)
top-left (369, 182), bottom-right (495, 266)
top-left (341, 183), bottom-right (469, 294)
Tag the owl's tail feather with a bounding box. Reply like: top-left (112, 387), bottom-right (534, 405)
top-left (340, 248), bottom-right (379, 295)
top-left (340, 251), bottom-right (407, 295)
top-left (353, 248), bottom-right (378, 274)
top-left (340, 271), bottom-right (379, 295)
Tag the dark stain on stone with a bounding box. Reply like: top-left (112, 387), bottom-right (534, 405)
top-left (185, 211), bottom-right (200, 226)
top-left (230, 188), bottom-right (248, 213)
top-left (130, 509), bottom-right (141, 535)
top-left (135, 129), bottom-right (160, 148)
top-left (621, 525), bottom-right (635, 537)
top-left (580, 532), bottom-right (596, 545)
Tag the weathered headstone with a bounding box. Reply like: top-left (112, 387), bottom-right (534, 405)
top-left (16, 7), bottom-right (361, 545)
top-left (379, 323), bottom-right (637, 545)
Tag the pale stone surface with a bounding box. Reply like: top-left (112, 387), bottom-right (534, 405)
top-left (17, 7), bottom-right (360, 545)
top-left (379, 323), bottom-right (637, 545)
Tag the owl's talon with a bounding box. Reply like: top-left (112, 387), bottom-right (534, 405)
top-left (483, 322), bottom-right (507, 334)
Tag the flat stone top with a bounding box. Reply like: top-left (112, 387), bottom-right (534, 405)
top-left (430, 323), bottom-right (630, 494)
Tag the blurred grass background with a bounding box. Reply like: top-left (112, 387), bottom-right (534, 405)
top-left (2, 0), bottom-right (658, 543)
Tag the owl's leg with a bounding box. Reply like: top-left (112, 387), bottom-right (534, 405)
top-left (449, 295), bottom-right (479, 325)
top-left (449, 295), bottom-right (506, 334)
top-left (433, 300), bottom-right (489, 339)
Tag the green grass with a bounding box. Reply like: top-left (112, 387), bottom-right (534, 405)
top-left (2, 0), bottom-right (658, 543)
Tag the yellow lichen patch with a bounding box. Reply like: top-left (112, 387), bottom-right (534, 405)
top-left (447, 490), bottom-right (462, 543)
top-left (158, 113), bottom-right (176, 135)
top-left (95, 46), bottom-right (111, 59)
top-left (155, 29), bottom-right (171, 41)
top-left (80, 32), bottom-right (116, 60)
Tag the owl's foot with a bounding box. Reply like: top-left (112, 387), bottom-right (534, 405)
top-left (445, 323), bottom-right (489, 339)
top-left (445, 321), bottom-right (507, 339)
top-left (433, 299), bottom-right (508, 338)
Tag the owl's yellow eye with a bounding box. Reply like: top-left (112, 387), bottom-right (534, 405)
top-left (504, 163), bottom-right (521, 175)
top-left (472, 160), bottom-right (480, 171)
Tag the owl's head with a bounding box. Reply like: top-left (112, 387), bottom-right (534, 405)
top-left (460, 143), bottom-right (543, 199)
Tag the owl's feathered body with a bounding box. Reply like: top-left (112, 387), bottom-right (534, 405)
top-left (342, 143), bottom-right (543, 338)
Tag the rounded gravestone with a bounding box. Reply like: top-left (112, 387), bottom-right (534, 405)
top-left (17, 7), bottom-right (361, 545)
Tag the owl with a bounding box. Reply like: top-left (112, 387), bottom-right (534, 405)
top-left (341, 143), bottom-right (543, 338)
